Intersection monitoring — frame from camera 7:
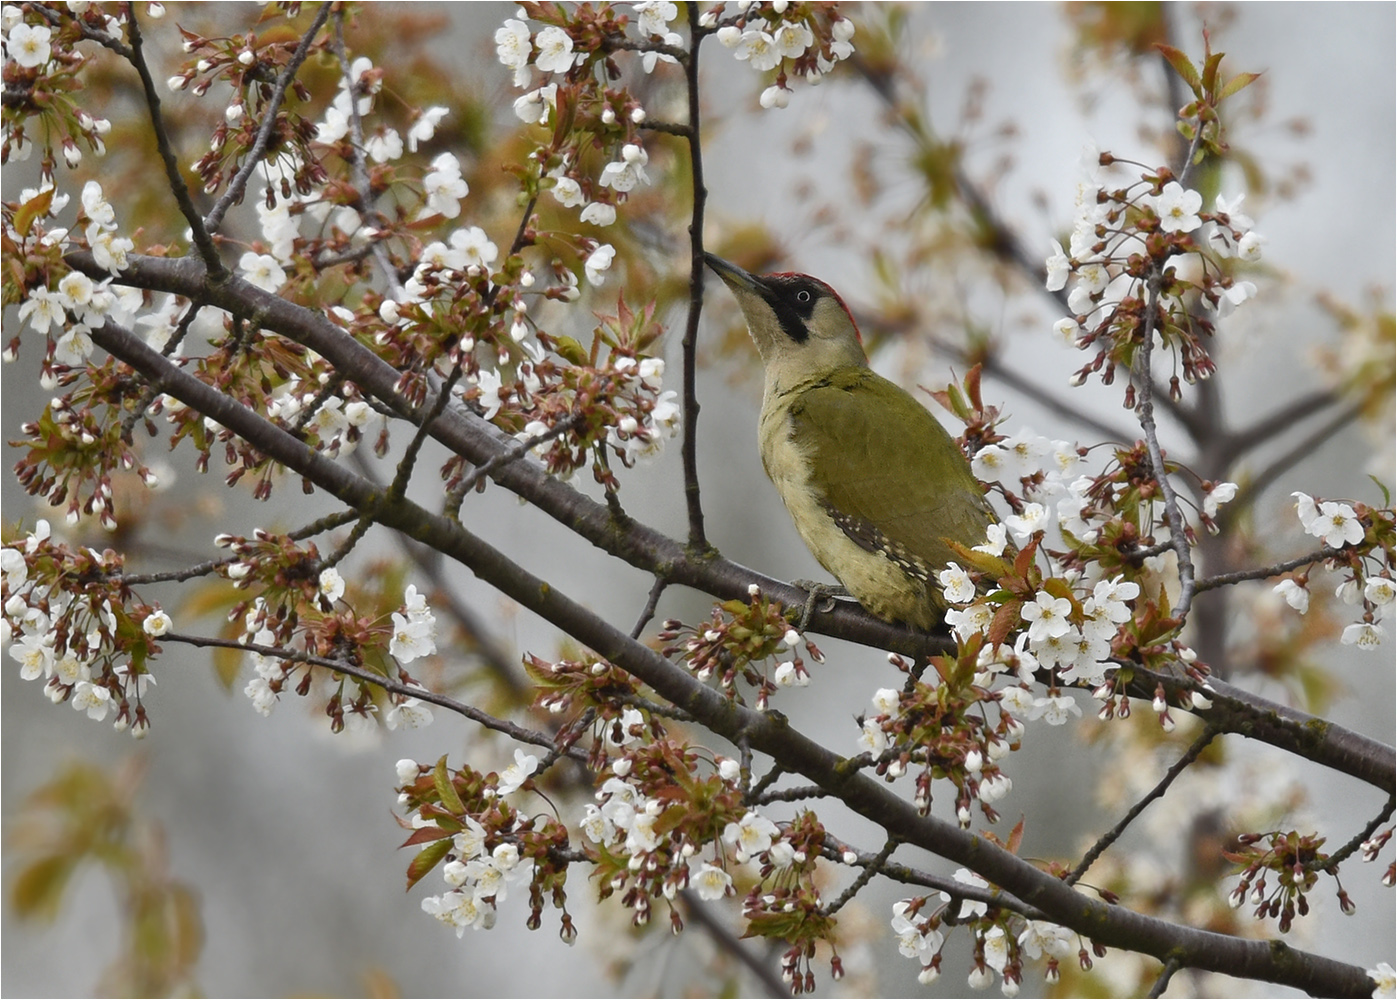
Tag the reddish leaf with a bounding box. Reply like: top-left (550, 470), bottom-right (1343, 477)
top-left (1007, 816), bottom-right (1026, 855)
top-left (400, 825), bottom-right (453, 848)
top-left (988, 600), bottom-right (1022, 650)
top-left (1155, 44), bottom-right (1201, 93)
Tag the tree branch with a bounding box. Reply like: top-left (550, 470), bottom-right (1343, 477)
top-left (1194, 545), bottom-right (1344, 593)
top-left (68, 250), bottom-right (1395, 796)
top-left (86, 315), bottom-right (1382, 997)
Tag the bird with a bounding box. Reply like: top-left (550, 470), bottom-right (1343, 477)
top-left (705, 253), bottom-right (997, 630)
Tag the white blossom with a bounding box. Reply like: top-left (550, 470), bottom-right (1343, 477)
top-left (8, 22), bottom-right (51, 68)
top-left (407, 106), bottom-right (448, 151)
top-left (497, 748), bottom-right (539, 795)
top-left (1274, 578), bottom-right (1309, 614)
top-left (1341, 622), bottom-right (1385, 650)
top-left (143, 608), bottom-right (172, 636)
top-left (584, 244), bottom-right (616, 286)
top-left (534, 25), bottom-right (574, 74)
top-left (385, 697), bottom-right (434, 730)
top-left (598, 143), bottom-right (649, 192)
top-left (580, 202), bottom-right (616, 227)
top-left (494, 18), bottom-right (532, 71)
top-left (1155, 181), bottom-right (1202, 234)
top-left (239, 251), bottom-right (287, 293)
top-left (733, 29), bottom-right (780, 71)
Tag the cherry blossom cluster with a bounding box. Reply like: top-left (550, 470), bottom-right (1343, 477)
top-left (1046, 154), bottom-right (1266, 398)
top-left (890, 873), bottom-right (1079, 992)
top-left (2, 520), bottom-right (163, 735)
top-left (495, 4), bottom-right (658, 242)
top-left (175, 21), bottom-right (328, 200)
top-left (657, 584), bottom-right (825, 710)
top-left (855, 671), bottom-right (1018, 827)
top-left (2, 3), bottom-right (121, 170)
top-left (9, 178), bottom-right (134, 363)
top-left (230, 551), bottom-right (440, 730)
top-left (1275, 492), bottom-right (1395, 649)
top-left (579, 739), bottom-right (842, 990)
top-left (6, 179), bottom-right (154, 528)
top-left (581, 748), bottom-right (745, 928)
top-left (396, 754), bottom-right (575, 942)
top-left (1225, 829), bottom-right (1335, 934)
top-left (707, 1), bottom-right (856, 109)
top-left (929, 407), bottom-right (1220, 730)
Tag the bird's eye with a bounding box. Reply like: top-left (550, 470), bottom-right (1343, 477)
top-left (796, 289), bottom-right (812, 303)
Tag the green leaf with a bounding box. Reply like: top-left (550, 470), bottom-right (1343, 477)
top-left (405, 837), bottom-right (454, 891)
top-left (1201, 50), bottom-right (1224, 93)
top-left (1218, 71), bottom-right (1262, 102)
top-left (433, 756), bottom-right (466, 815)
top-left (1155, 44), bottom-right (1201, 94)
top-left (9, 854), bottom-right (75, 921)
top-left (554, 336), bottom-right (588, 366)
top-left (1368, 475), bottom-right (1392, 508)
top-left (14, 188), bottom-right (54, 239)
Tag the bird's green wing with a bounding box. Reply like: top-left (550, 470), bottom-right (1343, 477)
top-left (784, 367), bottom-right (995, 580)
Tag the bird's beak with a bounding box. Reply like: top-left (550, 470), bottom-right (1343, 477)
top-left (703, 253), bottom-right (764, 297)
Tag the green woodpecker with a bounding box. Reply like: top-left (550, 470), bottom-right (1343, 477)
top-left (705, 253), bottom-right (996, 630)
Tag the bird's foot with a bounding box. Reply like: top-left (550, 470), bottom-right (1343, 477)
top-left (792, 580), bottom-right (850, 631)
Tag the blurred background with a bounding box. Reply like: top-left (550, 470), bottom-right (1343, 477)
top-left (3, 3), bottom-right (1392, 996)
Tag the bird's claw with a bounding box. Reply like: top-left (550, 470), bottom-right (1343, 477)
top-left (793, 579), bottom-right (849, 630)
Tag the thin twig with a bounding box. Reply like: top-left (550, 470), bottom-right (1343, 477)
top-left (1147, 957), bottom-right (1183, 998)
top-left (32, 3), bottom-right (132, 57)
top-left (1194, 546), bottom-right (1343, 593)
top-left (747, 763), bottom-right (786, 800)
top-left (630, 577), bottom-right (668, 639)
top-left (117, 509), bottom-right (359, 584)
top-left (824, 838), bottom-right (898, 916)
top-left (678, 2), bottom-right (711, 553)
top-left (1134, 277), bottom-right (1197, 617)
top-left (1317, 792), bottom-right (1395, 873)
top-left (164, 631), bottom-right (580, 759)
top-left (446, 415), bottom-right (581, 517)
top-left (1067, 726), bottom-right (1217, 886)
top-left (123, 5), bottom-right (225, 276)
top-left (818, 838), bottom-right (1045, 920)
top-left (327, 9), bottom-right (405, 299)
top-left (618, 693), bottom-right (696, 724)
top-left (203, 3), bottom-right (332, 232)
